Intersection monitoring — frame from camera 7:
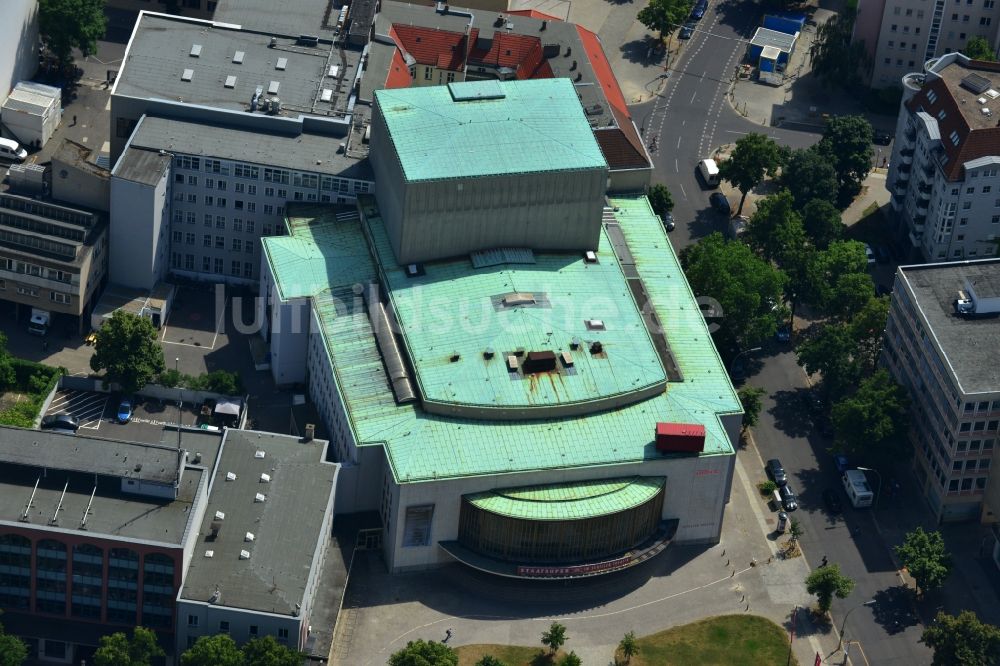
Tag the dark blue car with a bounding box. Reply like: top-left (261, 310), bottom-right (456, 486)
top-left (691, 0), bottom-right (708, 20)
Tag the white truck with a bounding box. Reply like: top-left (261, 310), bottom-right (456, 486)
top-left (698, 158), bottom-right (720, 188)
top-left (842, 469), bottom-right (874, 508)
top-left (28, 308), bottom-right (50, 336)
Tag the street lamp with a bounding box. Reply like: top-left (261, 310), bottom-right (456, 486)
top-left (838, 599), bottom-right (876, 651)
top-left (857, 466), bottom-right (882, 509)
top-left (730, 346), bottom-right (762, 373)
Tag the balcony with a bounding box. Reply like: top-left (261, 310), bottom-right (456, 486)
top-left (922, 163), bottom-right (935, 179)
top-left (894, 181), bottom-right (908, 196)
top-left (918, 184), bottom-right (933, 195)
top-left (916, 197), bottom-right (930, 211)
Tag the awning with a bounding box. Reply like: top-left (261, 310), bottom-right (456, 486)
top-left (214, 399), bottom-right (242, 416)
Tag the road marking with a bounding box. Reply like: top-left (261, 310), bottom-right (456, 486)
top-left (676, 135), bottom-right (682, 149)
top-left (679, 183), bottom-right (687, 199)
top-left (674, 158), bottom-right (679, 173)
top-left (725, 130), bottom-right (749, 135)
top-left (689, 92), bottom-right (697, 105)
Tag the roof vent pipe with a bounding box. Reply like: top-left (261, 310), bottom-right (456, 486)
top-left (541, 20), bottom-right (547, 31)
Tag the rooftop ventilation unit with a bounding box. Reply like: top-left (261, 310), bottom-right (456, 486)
top-left (988, 89), bottom-right (1000, 99)
top-left (239, 549), bottom-right (251, 560)
top-left (181, 69), bottom-right (194, 82)
top-left (329, 65), bottom-right (340, 78)
top-left (190, 44), bottom-right (202, 57)
top-left (214, 511), bottom-right (226, 520)
top-left (961, 73), bottom-right (992, 94)
top-left (225, 75), bottom-right (237, 88)
top-left (254, 450), bottom-right (265, 459)
top-left (584, 251), bottom-right (597, 263)
top-left (979, 97), bottom-right (988, 104)
top-left (233, 51), bottom-right (245, 64)
top-left (506, 355), bottom-right (519, 372)
top-left (297, 34), bottom-right (320, 46)
top-left (585, 319), bottom-right (606, 331)
top-left (268, 80), bottom-right (280, 95)
top-left (483, 347), bottom-right (495, 360)
top-left (321, 88), bottom-right (333, 102)
top-left (245, 532), bottom-right (255, 542)
top-left (561, 351), bottom-right (574, 367)
top-left (225, 472), bottom-right (237, 481)
top-left (522, 350), bottom-right (557, 374)
top-left (255, 492), bottom-right (267, 503)
top-left (570, 337), bottom-right (581, 350)
top-left (502, 292), bottom-right (535, 307)
top-left (204, 550), bottom-right (214, 558)
top-left (260, 473), bottom-right (271, 483)
top-left (276, 57), bottom-right (288, 70)
top-left (590, 341), bottom-right (603, 354)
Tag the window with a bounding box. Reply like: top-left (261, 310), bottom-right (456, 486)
top-left (277, 628), bottom-right (289, 642)
top-left (214, 258), bottom-right (224, 274)
top-left (185, 233), bottom-right (196, 245)
top-left (203, 235), bottom-right (211, 247)
top-left (217, 180), bottom-right (227, 191)
top-left (894, 6), bottom-right (901, 13)
top-left (900, 41), bottom-right (906, 48)
top-left (906, 8), bottom-right (912, 14)
top-left (204, 214), bottom-right (213, 227)
top-left (203, 256), bottom-right (211, 271)
top-left (975, 421), bottom-right (986, 431)
top-left (220, 620), bottom-right (230, 633)
top-left (277, 189), bottom-right (287, 198)
top-left (50, 292), bottom-right (70, 304)
top-left (950, 130), bottom-right (961, 145)
top-left (231, 260), bottom-right (241, 276)
top-left (234, 163), bottom-right (259, 179)
top-left (891, 23), bottom-right (898, 31)
top-left (967, 187), bottom-right (975, 194)
top-left (988, 420), bottom-right (999, 431)
top-left (244, 261), bottom-right (253, 277)
top-left (249, 625), bottom-right (258, 637)
top-left (952, 13), bottom-right (959, 19)
top-left (248, 185), bottom-right (256, 195)
top-left (233, 218), bottom-right (243, 232)
top-left (204, 159), bottom-right (222, 174)
top-left (958, 234), bottom-right (965, 241)
top-left (949, 479), bottom-right (959, 492)
top-left (986, 187), bottom-right (993, 194)
top-left (263, 224), bottom-right (272, 236)
top-left (247, 202), bottom-right (256, 212)
top-left (187, 615), bottom-right (199, 627)
top-left (982, 16), bottom-right (992, 25)
top-left (264, 204), bottom-right (274, 215)
top-left (963, 15), bottom-right (970, 22)
top-left (962, 478), bottom-right (973, 490)
top-left (175, 173), bottom-right (184, 184)
top-left (987, 0), bottom-right (996, 7)
top-left (265, 187), bottom-right (275, 197)
top-left (216, 216), bottom-right (226, 229)
top-left (953, 461), bottom-right (963, 471)
top-left (402, 505), bottom-right (434, 547)
top-left (172, 231), bottom-right (182, 243)
top-left (217, 198), bottom-right (227, 208)
top-left (206, 178), bottom-right (215, 190)
top-left (204, 195), bottom-right (213, 206)
top-left (185, 254), bottom-right (195, 270)
top-left (232, 238), bottom-right (242, 252)
top-left (215, 236), bottom-right (224, 249)
top-left (971, 440), bottom-right (982, 451)
top-left (246, 220), bottom-right (255, 234)
top-left (173, 210), bottom-right (183, 223)
top-left (962, 201), bottom-right (971, 209)
top-left (234, 200), bottom-right (244, 211)
top-left (235, 182), bottom-right (244, 193)
top-left (423, 66), bottom-right (432, 80)
top-left (960, 218), bottom-right (968, 225)
top-left (263, 168), bottom-right (289, 184)
top-left (246, 240), bottom-right (254, 254)
top-left (928, 90), bottom-right (939, 103)
top-left (170, 252), bottom-right (181, 268)
top-left (986, 439), bottom-right (996, 450)
top-left (187, 193), bottom-right (197, 204)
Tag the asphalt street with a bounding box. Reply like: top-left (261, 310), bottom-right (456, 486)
top-left (632, 0), bottom-right (820, 251)
top-left (623, 0), bottom-right (934, 662)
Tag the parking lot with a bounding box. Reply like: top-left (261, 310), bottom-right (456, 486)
top-left (160, 286), bottom-right (228, 350)
top-left (44, 389), bottom-right (206, 445)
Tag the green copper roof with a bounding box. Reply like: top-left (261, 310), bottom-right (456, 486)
top-left (466, 477), bottom-right (665, 521)
top-left (268, 197), bottom-right (741, 484)
top-left (374, 79), bottom-right (608, 182)
top-left (369, 207), bottom-right (666, 415)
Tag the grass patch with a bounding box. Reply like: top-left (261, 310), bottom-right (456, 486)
top-left (860, 201), bottom-right (880, 218)
top-left (633, 615), bottom-right (795, 666)
top-left (0, 359), bottom-right (62, 428)
top-left (454, 645), bottom-right (562, 666)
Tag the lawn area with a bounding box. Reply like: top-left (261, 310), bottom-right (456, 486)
top-left (453, 616), bottom-right (794, 666)
top-left (633, 615), bottom-right (795, 666)
top-left (454, 645), bottom-right (564, 666)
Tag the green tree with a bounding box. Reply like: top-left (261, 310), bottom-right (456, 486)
top-left (789, 518), bottom-right (805, 543)
top-left (388, 640), bottom-right (458, 666)
top-left (805, 565), bottom-right (855, 613)
top-left (826, 271), bottom-right (875, 321)
top-left (810, 6), bottom-right (870, 90)
top-left (921, 610), bottom-right (1000, 666)
top-left (90, 310), bottom-right (166, 395)
top-left (637, 0), bottom-right (694, 38)
top-left (895, 527), bottom-right (953, 596)
top-left (805, 240), bottom-right (870, 314)
top-left (796, 322), bottom-right (863, 399)
top-left (0, 623), bottom-right (28, 666)
top-left (618, 631), bottom-right (640, 664)
top-left (474, 657), bottom-right (509, 666)
top-left (745, 190), bottom-right (803, 264)
top-left (180, 635), bottom-right (243, 666)
top-left (647, 184), bottom-right (675, 218)
top-left (849, 296), bottom-right (889, 374)
top-left (680, 233), bottom-right (787, 350)
top-left (964, 36), bottom-right (997, 61)
top-left (738, 386), bottom-right (766, 432)
top-left (0, 332), bottom-right (16, 389)
top-left (541, 622), bottom-right (568, 655)
top-left (39, 0), bottom-right (108, 70)
top-left (801, 199), bottom-right (843, 250)
top-left (719, 133), bottom-right (785, 215)
top-left (93, 627), bottom-right (165, 666)
top-left (242, 636), bottom-right (304, 666)
top-left (819, 115), bottom-right (875, 201)
top-left (831, 370), bottom-right (910, 461)
top-left (781, 148), bottom-right (839, 208)
top-left (558, 652), bottom-right (582, 666)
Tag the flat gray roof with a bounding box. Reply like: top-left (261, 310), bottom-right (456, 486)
top-left (180, 430), bottom-right (337, 615)
top-left (115, 13), bottom-right (358, 118)
top-left (0, 451), bottom-right (204, 545)
top-left (751, 27), bottom-right (797, 52)
top-left (112, 146), bottom-right (170, 186)
top-left (899, 259), bottom-right (1000, 395)
top-left (0, 426), bottom-right (183, 485)
top-left (126, 115), bottom-right (373, 180)
top-left (213, 0), bottom-right (338, 37)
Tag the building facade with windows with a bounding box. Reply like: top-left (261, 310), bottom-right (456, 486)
top-left (866, 0), bottom-right (1000, 88)
top-left (883, 259), bottom-right (1000, 523)
top-left (108, 12), bottom-right (372, 289)
top-left (261, 80), bottom-right (742, 578)
top-left (0, 193), bottom-right (108, 331)
top-left (887, 53), bottom-right (1000, 262)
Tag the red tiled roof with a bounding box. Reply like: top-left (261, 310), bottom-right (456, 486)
top-left (575, 25), bottom-right (629, 117)
top-left (597, 104), bottom-right (649, 170)
top-left (906, 76), bottom-right (1000, 180)
top-left (469, 30), bottom-right (544, 75)
top-left (385, 48), bottom-right (412, 89)
top-left (505, 9), bottom-right (565, 21)
top-left (391, 24), bottom-right (467, 70)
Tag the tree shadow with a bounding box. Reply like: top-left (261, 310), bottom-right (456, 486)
top-left (782, 605), bottom-right (834, 639)
top-left (872, 585), bottom-right (920, 634)
top-left (768, 388), bottom-right (814, 438)
top-left (619, 37), bottom-right (665, 66)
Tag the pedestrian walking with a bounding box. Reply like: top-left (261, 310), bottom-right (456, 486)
top-left (820, 555), bottom-right (828, 567)
top-left (72, 114), bottom-right (77, 126)
top-left (444, 628), bottom-right (453, 643)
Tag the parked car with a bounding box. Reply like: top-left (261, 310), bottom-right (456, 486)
top-left (872, 129), bottom-right (892, 145)
top-left (691, 0), bottom-right (708, 20)
top-left (822, 488), bottom-right (843, 514)
top-left (865, 244), bottom-right (876, 265)
top-left (679, 22), bottom-right (696, 39)
top-left (766, 458), bottom-right (788, 486)
top-left (776, 511), bottom-right (789, 533)
top-left (833, 454), bottom-right (851, 473)
top-left (779, 484), bottom-right (798, 511)
top-left (662, 211), bottom-right (676, 231)
top-left (710, 192), bottom-right (731, 214)
top-left (775, 324), bottom-right (791, 342)
top-left (41, 413), bottom-right (79, 432)
top-left (117, 399), bottom-right (133, 424)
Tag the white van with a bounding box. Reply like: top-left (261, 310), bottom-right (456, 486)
top-left (0, 138), bottom-right (27, 162)
top-left (698, 158), bottom-right (720, 188)
top-left (842, 469), bottom-right (874, 508)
